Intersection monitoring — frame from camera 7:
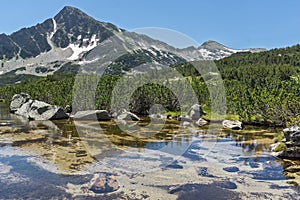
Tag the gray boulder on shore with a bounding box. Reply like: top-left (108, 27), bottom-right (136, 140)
top-left (10, 93), bottom-right (69, 120)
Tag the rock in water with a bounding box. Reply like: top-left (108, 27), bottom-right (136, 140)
top-left (90, 173), bottom-right (119, 194)
top-left (276, 125), bottom-right (300, 159)
top-left (72, 110), bottom-right (111, 121)
top-left (117, 110), bottom-right (140, 121)
top-left (222, 120), bottom-right (243, 130)
top-left (223, 166), bottom-right (240, 173)
top-left (283, 126), bottom-right (300, 142)
top-left (196, 118), bottom-right (208, 127)
top-left (10, 93), bottom-right (69, 120)
top-left (28, 100), bottom-right (69, 120)
top-left (15, 100), bottom-right (34, 119)
top-left (187, 104), bottom-right (206, 120)
top-left (10, 93), bottom-right (31, 113)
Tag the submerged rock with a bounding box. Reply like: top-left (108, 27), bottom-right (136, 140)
top-left (89, 173), bottom-right (119, 194)
top-left (222, 120), bottom-right (243, 130)
top-left (223, 166), bottom-right (240, 173)
top-left (198, 167), bottom-right (216, 178)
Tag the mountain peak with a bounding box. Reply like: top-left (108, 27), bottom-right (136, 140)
top-left (200, 40), bottom-right (228, 50)
top-left (56, 6), bottom-right (87, 16)
top-left (54, 6), bottom-right (92, 22)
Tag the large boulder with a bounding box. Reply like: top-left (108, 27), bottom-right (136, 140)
top-left (72, 110), bottom-right (111, 121)
top-left (222, 120), bottom-right (243, 130)
top-left (10, 93), bottom-right (31, 113)
top-left (187, 104), bottom-right (206, 120)
top-left (275, 125), bottom-right (300, 159)
top-left (10, 93), bottom-right (69, 121)
top-left (15, 100), bottom-right (34, 119)
top-left (116, 110), bottom-right (140, 121)
top-left (27, 100), bottom-right (69, 120)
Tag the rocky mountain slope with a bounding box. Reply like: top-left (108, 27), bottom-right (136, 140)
top-left (0, 6), bottom-right (265, 83)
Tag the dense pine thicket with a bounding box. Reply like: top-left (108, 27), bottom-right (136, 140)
top-left (0, 45), bottom-right (299, 125)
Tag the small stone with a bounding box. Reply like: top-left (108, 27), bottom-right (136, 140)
top-left (196, 118), bottom-right (208, 127)
top-left (223, 166), bottom-right (240, 173)
top-left (222, 120), bottom-right (243, 130)
top-left (75, 150), bottom-right (87, 157)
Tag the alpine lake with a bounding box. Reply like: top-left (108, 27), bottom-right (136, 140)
top-left (0, 103), bottom-right (299, 199)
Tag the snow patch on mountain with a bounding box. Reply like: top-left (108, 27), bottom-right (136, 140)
top-left (67, 34), bottom-right (99, 60)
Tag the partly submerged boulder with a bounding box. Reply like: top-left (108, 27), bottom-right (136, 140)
top-left (15, 100), bottom-right (34, 119)
top-left (72, 110), bottom-right (111, 121)
top-left (27, 100), bottom-right (69, 120)
top-left (222, 120), bottom-right (243, 130)
top-left (116, 110), bottom-right (140, 121)
top-left (274, 125), bottom-right (300, 159)
top-left (283, 126), bottom-right (300, 142)
top-left (196, 118), bottom-right (209, 127)
top-left (10, 93), bottom-right (31, 113)
top-left (10, 93), bottom-right (69, 121)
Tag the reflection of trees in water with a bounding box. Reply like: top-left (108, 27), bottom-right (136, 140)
top-left (52, 119), bottom-right (279, 156)
top-left (53, 119), bottom-right (192, 151)
top-left (221, 129), bottom-right (275, 155)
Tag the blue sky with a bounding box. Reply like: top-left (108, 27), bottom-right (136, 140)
top-left (0, 0), bottom-right (299, 49)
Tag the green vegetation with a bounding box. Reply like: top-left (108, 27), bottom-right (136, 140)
top-left (0, 45), bottom-right (299, 126)
top-left (216, 45), bottom-right (300, 125)
top-left (274, 132), bottom-right (285, 142)
top-left (274, 142), bottom-right (287, 152)
top-left (0, 67), bottom-right (39, 86)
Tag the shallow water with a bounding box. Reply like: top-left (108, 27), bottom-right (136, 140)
top-left (0, 103), bottom-right (299, 199)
